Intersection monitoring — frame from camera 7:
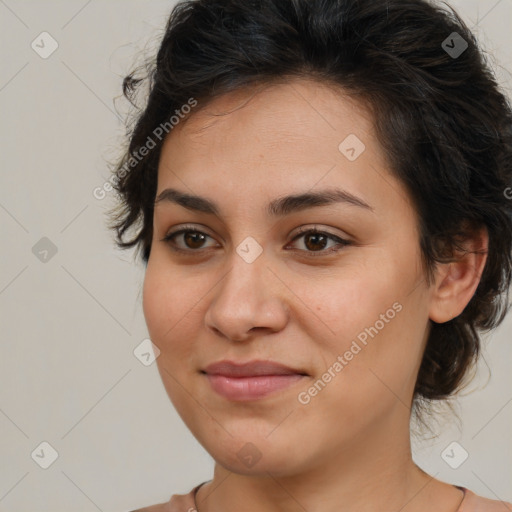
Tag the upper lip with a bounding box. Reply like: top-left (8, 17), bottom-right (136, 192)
top-left (202, 360), bottom-right (308, 377)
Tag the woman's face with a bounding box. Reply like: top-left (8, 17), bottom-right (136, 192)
top-left (143, 79), bottom-right (435, 475)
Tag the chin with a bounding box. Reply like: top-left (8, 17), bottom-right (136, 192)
top-left (201, 433), bottom-right (307, 477)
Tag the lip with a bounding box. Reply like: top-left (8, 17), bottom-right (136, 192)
top-left (202, 360), bottom-right (308, 401)
top-left (203, 359), bottom-right (307, 377)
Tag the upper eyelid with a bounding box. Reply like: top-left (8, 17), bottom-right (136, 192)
top-left (162, 225), bottom-right (348, 246)
top-left (163, 224), bottom-right (345, 238)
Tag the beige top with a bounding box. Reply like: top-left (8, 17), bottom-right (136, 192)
top-left (129, 482), bottom-right (512, 512)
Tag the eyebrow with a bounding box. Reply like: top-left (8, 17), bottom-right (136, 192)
top-left (154, 187), bottom-right (374, 217)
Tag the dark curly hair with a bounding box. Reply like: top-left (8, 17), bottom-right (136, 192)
top-left (106, 0), bottom-right (512, 425)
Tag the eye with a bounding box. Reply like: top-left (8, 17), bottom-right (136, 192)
top-left (161, 225), bottom-right (218, 253)
top-left (286, 227), bottom-right (351, 257)
top-left (160, 225), bottom-right (351, 256)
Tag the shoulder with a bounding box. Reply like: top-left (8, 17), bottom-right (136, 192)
top-left (127, 485), bottom-right (198, 512)
top-left (460, 488), bottom-right (512, 512)
top-left (127, 503), bottom-right (168, 512)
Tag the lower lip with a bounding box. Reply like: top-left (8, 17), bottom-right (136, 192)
top-left (205, 373), bottom-right (305, 401)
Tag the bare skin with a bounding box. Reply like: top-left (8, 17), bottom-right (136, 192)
top-left (142, 78), bottom-right (487, 512)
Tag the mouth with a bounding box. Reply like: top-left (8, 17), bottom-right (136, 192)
top-left (201, 359), bottom-right (309, 401)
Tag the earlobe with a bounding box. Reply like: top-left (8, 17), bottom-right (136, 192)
top-left (428, 227), bottom-right (489, 324)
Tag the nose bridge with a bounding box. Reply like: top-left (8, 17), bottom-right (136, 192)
top-left (218, 245), bottom-right (272, 307)
top-left (221, 226), bottom-right (270, 290)
top-left (205, 245), bottom-right (289, 340)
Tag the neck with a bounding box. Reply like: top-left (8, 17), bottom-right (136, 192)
top-left (194, 408), bottom-right (462, 512)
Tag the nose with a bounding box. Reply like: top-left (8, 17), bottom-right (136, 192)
top-left (204, 251), bottom-right (289, 342)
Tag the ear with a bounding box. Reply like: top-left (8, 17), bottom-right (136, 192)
top-left (429, 226), bottom-right (489, 323)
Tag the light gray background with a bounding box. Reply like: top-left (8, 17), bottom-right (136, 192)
top-left (0, 1), bottom-right (511, 511)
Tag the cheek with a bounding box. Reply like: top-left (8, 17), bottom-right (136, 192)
top-left (289, 266), bottom-right (395, 354)
top-left (308, 297), bottom-right (426, 426)
top-left (142, 266), bottom-right (168, 341)
top-left (142, 261), bottom-right (201, 413)
top-left (142, 258), bottom-right (198, 341)
top-left (142, 257), bottom-right (211, 387)
top-left (292, 262), bottom-right (426, 405)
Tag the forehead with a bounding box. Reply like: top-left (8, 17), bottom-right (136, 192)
top-left (154, 79), bottom-right (419, 242)
top-left (169, 79), bottom-right (374, 145)
top-left (154, 78), bottom-right (414, 223)
top-left (158, 79), bottom-right (385, 177)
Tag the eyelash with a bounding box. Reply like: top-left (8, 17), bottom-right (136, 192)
top-left (160, 225), bottom-right (351, 257)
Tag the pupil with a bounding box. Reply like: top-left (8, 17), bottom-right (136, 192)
top-left (305, 233), bottom-right (326, 251)
top-left (185, 232), bottom-right (205, 249)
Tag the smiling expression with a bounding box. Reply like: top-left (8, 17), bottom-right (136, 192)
top-left (142, 78), bottom-right (435, 475)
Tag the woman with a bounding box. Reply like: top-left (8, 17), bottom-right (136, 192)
top-left (107, 0), bottom-right (512, 510)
